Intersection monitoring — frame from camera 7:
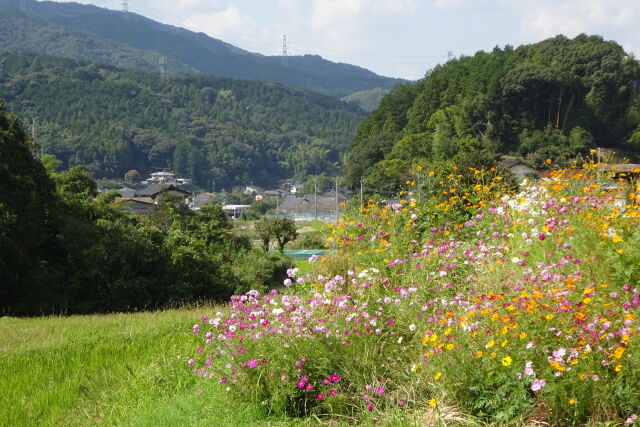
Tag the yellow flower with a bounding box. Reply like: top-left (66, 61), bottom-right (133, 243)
top-left (416, 165), bottom-right (423, 171)
top-left (475, 351), bottom-right (483, 358)
top-left (612, 347), bottom-right (625, 359)
top-left (615, 364), bottom-right (622, 372)
top-left (429, 398), bottom-right (437, 407)
top-left (569, 399), bottom-right (576, 405)
top-left (501, 356), bottom-right (512, 367)
top-left (434, 372), bottom-right (442, 380)
top-left (411, 364), bottom-right (419, 373)
top-left (545, 314), bottom-right (554, 320)
top-left (446, 343), bottom-right (454, 350)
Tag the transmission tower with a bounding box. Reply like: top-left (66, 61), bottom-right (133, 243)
top-left (282, 34), bottom-right (288, 66)
top-left (159, 56), bottom-right (166, 75)
top-left (19, 0), bottom-right (26, 11)
top-left (447, 51), bottom-right (453, 61)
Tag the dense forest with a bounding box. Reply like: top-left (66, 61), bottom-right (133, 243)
top-left (0, 102), bottom-right (291, 315)
top-left (0, 52), bottom-right (367, 189)
top-left (0, 0), bottom-right (402, 100)
top-left (343, 35), bottom-right (640, 190)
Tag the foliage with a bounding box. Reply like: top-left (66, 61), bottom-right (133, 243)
top-left (0, 105), bottom-right (292, 315)
top-left (0, 51), bottom-right (366, 189)
top-left (254, 217), bottom-right (299, 252)
top-left (343, 35), bottom-right (640, 191)
top-left (191, 158), bottom-right (640, 425)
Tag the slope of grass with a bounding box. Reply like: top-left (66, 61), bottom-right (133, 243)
top-left (0, 306), bottom-right (273, 426)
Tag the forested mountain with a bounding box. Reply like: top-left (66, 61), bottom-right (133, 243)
top-left (0, 52), bottom-right (366, 188)
top-left (0, 0), bottom-right (403, 99)
top-left (343, 35), bottom-right (640, 190)
top-left (0, 7), bottom-right (195, 75)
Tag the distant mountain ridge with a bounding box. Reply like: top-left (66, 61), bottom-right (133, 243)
top-left (0, 0), bottom-right (404, 99)
top-left (0, 51), bottom-right (367, 188)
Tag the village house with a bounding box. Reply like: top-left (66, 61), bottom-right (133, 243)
top-left (498, 160), bottom-right (538, 182)
top-left (134, 184), bottom-right (191, 204)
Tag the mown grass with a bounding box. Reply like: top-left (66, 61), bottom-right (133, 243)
top-left (0, 306), bottom-right (289, 426)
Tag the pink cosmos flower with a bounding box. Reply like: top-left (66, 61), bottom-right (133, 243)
top-left (531, 378), bottom-right (546, 392)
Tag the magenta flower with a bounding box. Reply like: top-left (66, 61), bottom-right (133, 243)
top-left (246, 359), bottom-right (258, 368)
top-left (329, 389), bottom-right (337, 396)
top-left (329, 373), bottom-right (340, 383)
top-left (316, 393), bottom-right (325, 400)
top-left (367, 403), bottom-right (375, 411)
top-left (376, 386), bottom-right (385, 395)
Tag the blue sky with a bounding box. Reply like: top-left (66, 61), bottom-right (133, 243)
top-left (46, 0), bottom-right (640, 80)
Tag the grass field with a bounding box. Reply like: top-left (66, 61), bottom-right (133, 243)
top-left (0, 306), bottom-right (302, 426)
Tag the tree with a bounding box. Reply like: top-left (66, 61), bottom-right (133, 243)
top-left (124, 169), bottom-right (139, 183)
top-left (56, 165), bottom-right (97, 197)
top-left (255, 217), bottom-right (298, 252)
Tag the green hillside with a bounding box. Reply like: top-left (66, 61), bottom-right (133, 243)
top-left (0, 0), bottom-right (403, 99)
top-left (0, 51), bottom-right (366, 188)
top-left (0, 7), bottom-right (195, 75)
top-left (343, 34), bottom-right (640, 189)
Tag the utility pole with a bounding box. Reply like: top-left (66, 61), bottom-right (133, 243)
top-left (121, 0), bottom-right (128, 13)
top-left (360, 176), bottom-right (363, 207)
top-left (335, 176), bottom-right (338, 218)
top-left (314, 177), bottom-right (318, 220)
top-left (597, 147), bottom-right (602, 164)
top-left (281, 34), bottom-right (288, 66)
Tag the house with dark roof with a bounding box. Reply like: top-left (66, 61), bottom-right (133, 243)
top-left (135, 184), bottom-right (191, 203)
top-left (115, 197), bottom-right (155, 216)
top-left (117, 186), bottom-right (137, 198)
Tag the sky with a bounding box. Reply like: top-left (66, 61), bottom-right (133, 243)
top-left (45, 0), bottom-right (640, 80)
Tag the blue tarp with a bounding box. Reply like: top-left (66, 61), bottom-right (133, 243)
top-left (274, 249), bottom-right (325, 260)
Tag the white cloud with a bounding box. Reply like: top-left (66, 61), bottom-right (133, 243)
top-left (310, 0), bottom-right (418, 47)
top-left (516, 0), bottom-right (640, 57)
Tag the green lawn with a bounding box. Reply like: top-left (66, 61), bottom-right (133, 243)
top-left (0, 306), bottom-right (291, 426)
